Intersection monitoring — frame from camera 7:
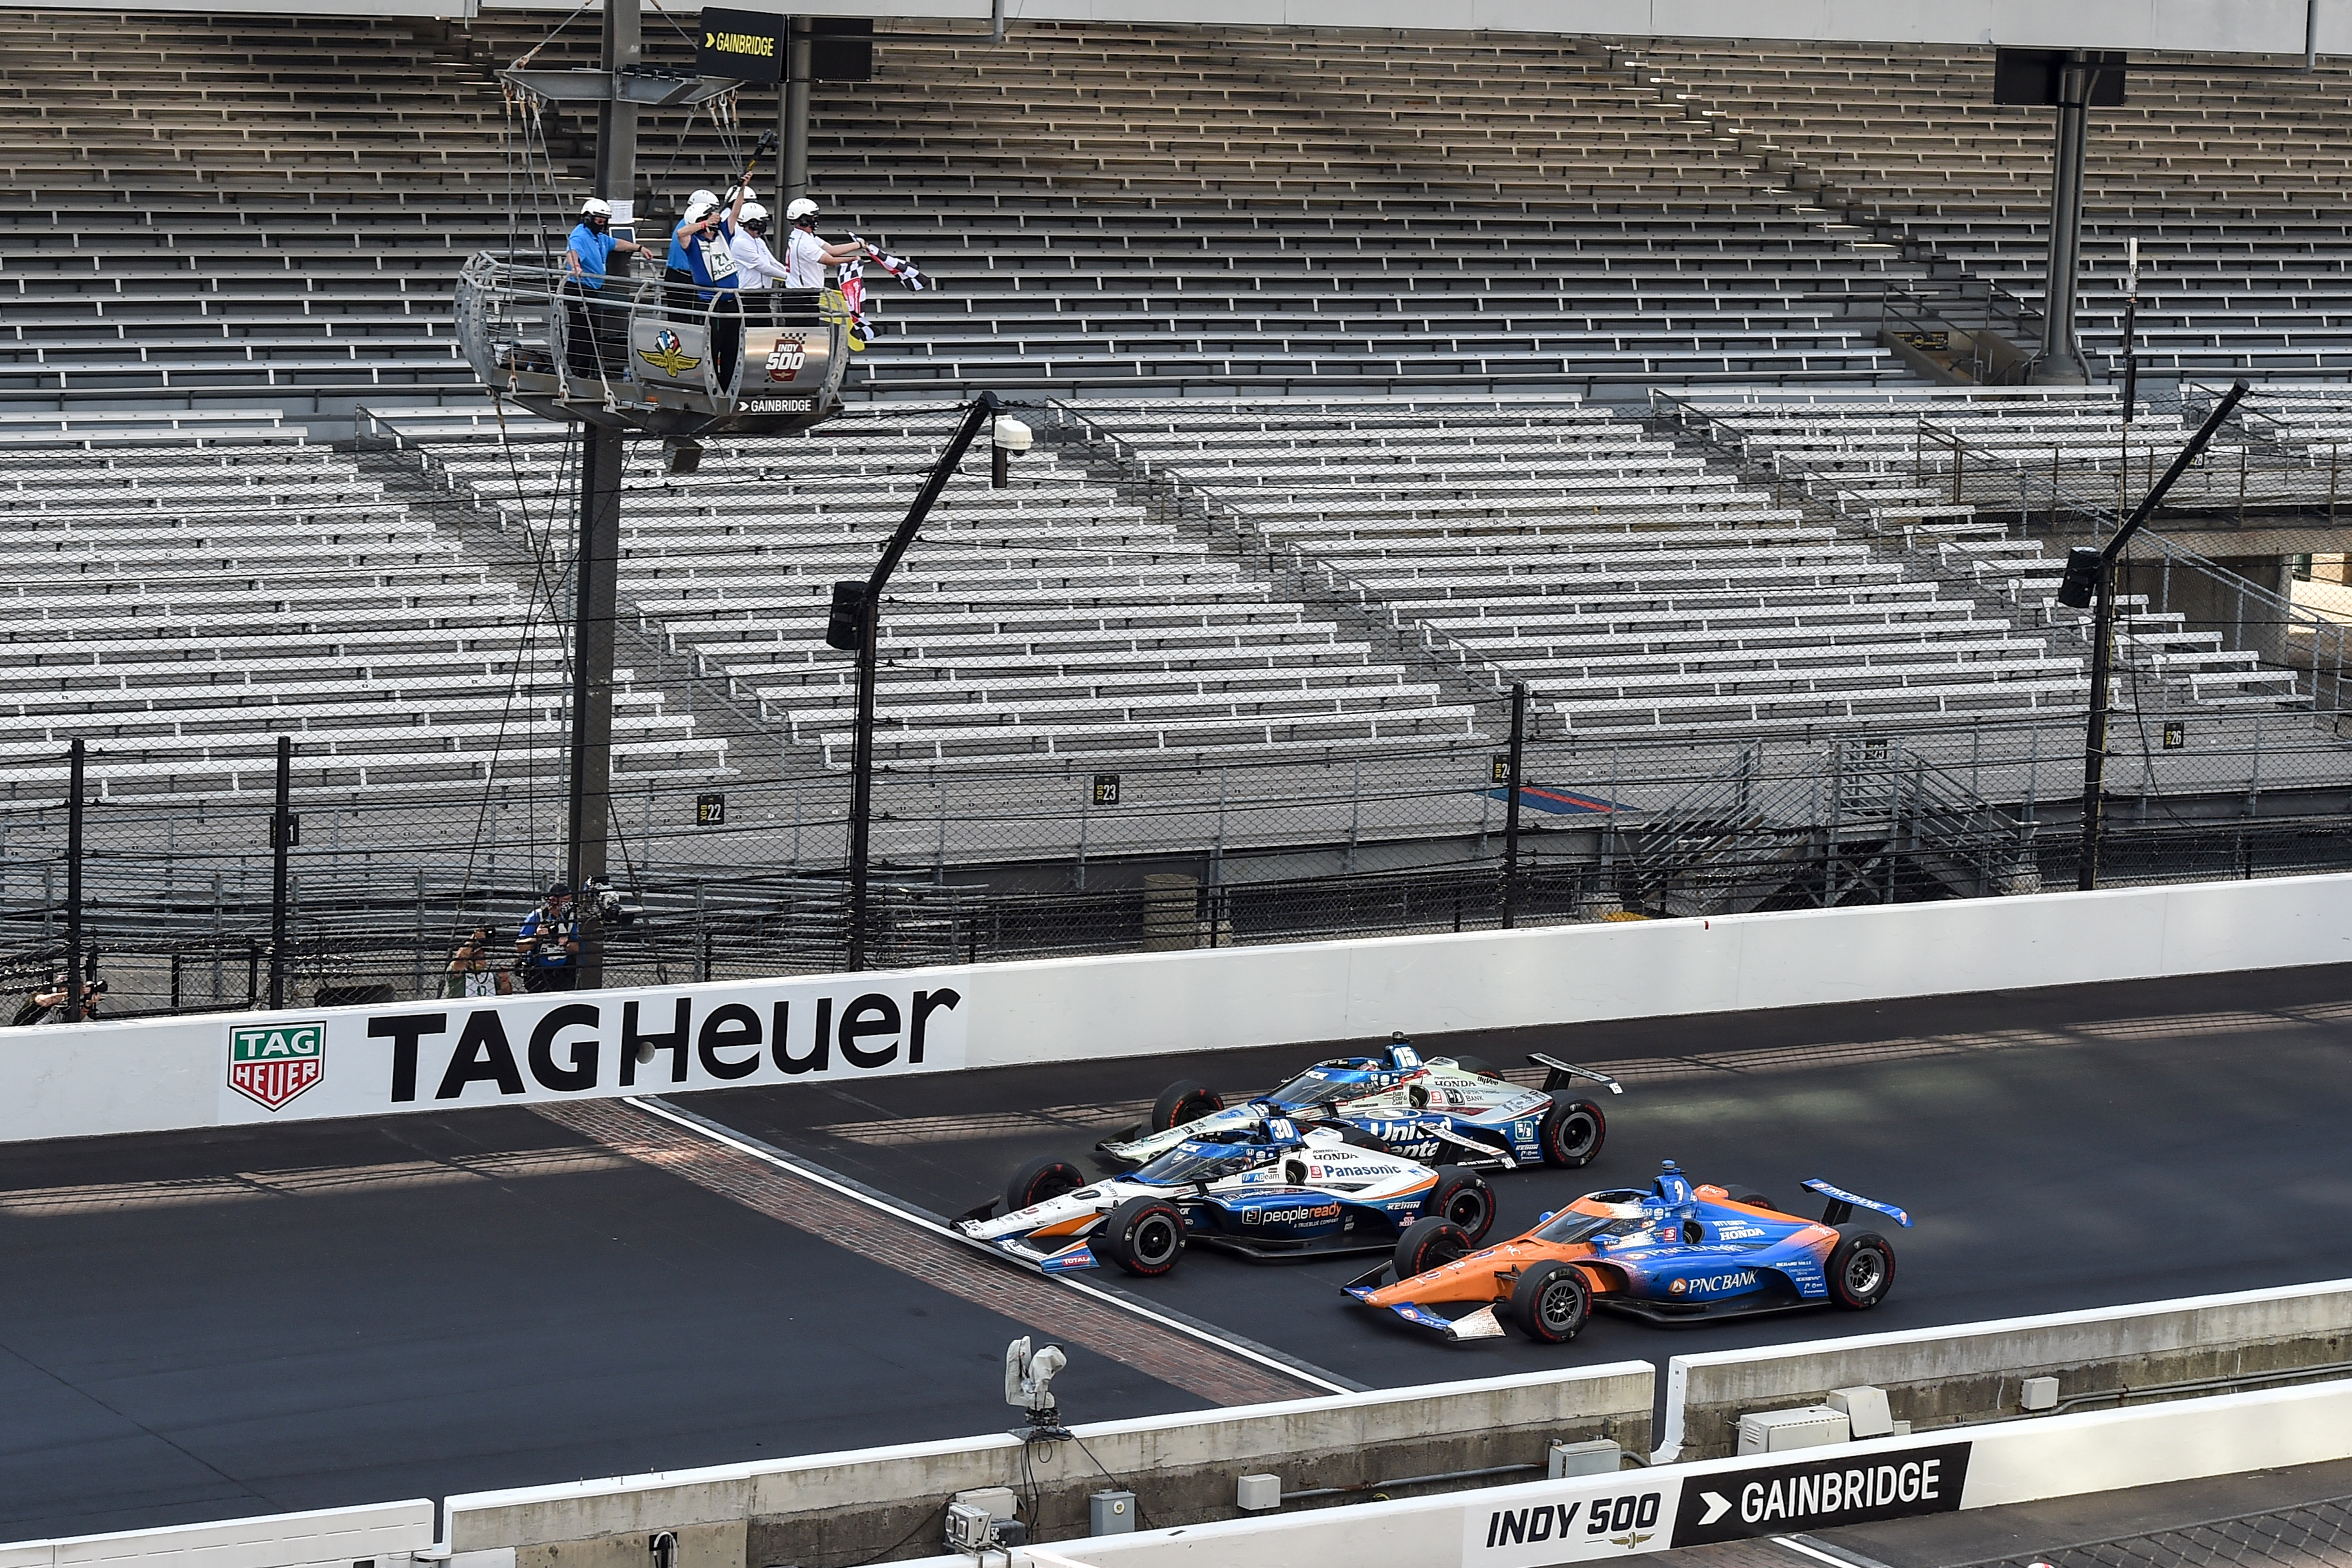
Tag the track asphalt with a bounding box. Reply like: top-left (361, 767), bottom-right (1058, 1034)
top-left (6, 963), bottom-right (2350, 1540)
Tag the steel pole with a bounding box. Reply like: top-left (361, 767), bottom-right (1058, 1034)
top-left (2077, 379), bottom-right (2248, 889)
top-left (848, 393), bottom-right (1002, 970)
top-left (64, 738), bottom-right (84, 1022)
top-left (783, 20), bottom-right (812, 202)
top-left (567, 430), bottom-right (623, 988)
top-left (1501, 682), bottom-right (1526, 928)
top-left (2038, 59), bottom-right (2091, 382)
top-left (596, 0), bottom-right (640, 212)
top-left (270, 734), bottom-right (291, 1008)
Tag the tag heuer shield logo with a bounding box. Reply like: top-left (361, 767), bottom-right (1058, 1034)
top-left (228, 1021), bottom-right (325, 1111)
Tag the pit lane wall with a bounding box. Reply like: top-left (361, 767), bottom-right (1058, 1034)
top-left (438, 1364), bottom-right (1656, 1568)
top-left (0, 1501), bottom-right (433, 1568)
top-left (4, 872), bottom-right (2349, 1146)
top-left (930, 1375), bottom-right (2352, 1568)
top-left (1655, 1276), bottom-right (2352, 1463)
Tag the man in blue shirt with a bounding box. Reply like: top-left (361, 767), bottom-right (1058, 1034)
top-left (563, 198), bottom-right (648, 378)
top-left (515, 883), bottom-right (582, 992)
top-left (675, 185), bottom-right (749, 389)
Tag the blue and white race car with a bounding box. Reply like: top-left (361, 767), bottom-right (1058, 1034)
top-left (955, 1118), bottom-right (1498, 1277)
top-left (1098, 1035), bottom-right (1621, 1174)
top-left (1345, 1160), bottom-right (1913, 1344)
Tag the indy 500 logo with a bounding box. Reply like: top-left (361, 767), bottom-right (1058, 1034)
top-left (766, 337), bottom-right (809, 382)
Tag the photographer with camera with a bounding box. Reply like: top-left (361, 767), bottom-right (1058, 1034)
top-left (442, 925), bottom-right (513, 1000)
top-left (515, 884), bottom-right (582, 993)
top-left (12, 964), bottom-right (103, 1026)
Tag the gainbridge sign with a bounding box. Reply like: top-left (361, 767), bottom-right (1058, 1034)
top-left (695, 7), bottom-right (785, 84)
top-left (1464, 1440), bottom-right (1970, 1566)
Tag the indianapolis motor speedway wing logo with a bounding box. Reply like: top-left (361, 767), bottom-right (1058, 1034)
top-left (227, 1021), bottom-right (326, 1110)
top-left (638, 328), bottom-right (702, 377)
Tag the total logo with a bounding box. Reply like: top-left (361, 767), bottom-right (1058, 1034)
top-left (1670, 1269), bottom-right (1759, 1296)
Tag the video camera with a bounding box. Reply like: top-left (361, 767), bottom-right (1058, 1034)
top-left (579, 875), bottom-right (639, 928)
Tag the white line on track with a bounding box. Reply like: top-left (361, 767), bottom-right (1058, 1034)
top-left (622, 1094), bottom-right (1356, 1396)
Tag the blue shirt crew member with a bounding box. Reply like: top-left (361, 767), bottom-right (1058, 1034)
top-left (666, 188), bottom-right (717, 286)
top-left (563, 198), bottom-right (648, 376)
top-left (516, 883), bottom-right (582, 993)
top-left (676, 183), bottom-right (750, 389)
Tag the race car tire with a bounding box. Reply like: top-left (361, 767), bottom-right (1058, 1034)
top-left (1093, 1195), bottom-right (1187, 1277)
top-left (1003, 1155), bottom-right (1087, 1215)
top-left (1828, 1231), bottom-right (1895, 1310)
top-left (1424, 1165), bottom-right (1497, 1242)
top-left (1150, 1080), bottom-right (1224, 1134)
top-left (1539, 1095), bottom-right (1606, 1168)
top-left (1511, 1261), bottom-right (1592, 1344)
top-left (1448, 1053), bottom-right (1499, 1079)
top-left (1392, 1216), bottom-right (1473, 1280)
top-left (1736, 1193), bottom-right (1779, 1214)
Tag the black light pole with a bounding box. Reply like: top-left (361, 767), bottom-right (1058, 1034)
top-left (2067, 377), bottom-right (2247, 890)
top-left (270, 733), bottom-right (292, 1008)
top-left (1501, 682), bottom-right (1526, 929)
top-left (64, 738), bottom-right (84, 1023)
top-left (2120, 237), bottom-right (2140, 420)
top-left (838, 392), bottom-right (1004, 970)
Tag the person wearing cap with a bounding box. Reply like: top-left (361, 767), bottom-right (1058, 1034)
top-left (674, 182), bottom-right (750, 386)
top-left (783, 197), bottom-right (865, 289)
top-left (564, 197), bottom-right (649, 377)
top-left (729, 203), bottom-right (791, 301)
top-left (515, 884), bottom-right (582, 993)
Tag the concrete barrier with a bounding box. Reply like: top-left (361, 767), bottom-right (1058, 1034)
top-left (945, 1375), bottom-right (2352, 1568)
top-left (0, 1502), bottom-right (433, 1568)
top-left (441, 1363), bottom-right (1656, 1568)
top-left (1655, 1276), bottom-right (2352, 1462)
top-left (5, 872), bottom-right (2349, 1145)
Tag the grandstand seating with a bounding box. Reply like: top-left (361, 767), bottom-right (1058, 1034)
top-left (370, 403), bottom-right (1480, 765)
top-left (0, 11), bottom-right (1912, 409)
top-left (0, 420), bottom-right (723, 800)
top-left (1056, 400), bottom-right (2099, 735)
top-left (1617, 41), bottom-right (2352, 380)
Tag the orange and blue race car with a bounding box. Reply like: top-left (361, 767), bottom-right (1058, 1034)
top-left (1343, 1160), bottom-right (1909, 1344)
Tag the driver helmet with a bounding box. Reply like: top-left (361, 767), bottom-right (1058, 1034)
top-left (786, 197), bottom-right (820, 227)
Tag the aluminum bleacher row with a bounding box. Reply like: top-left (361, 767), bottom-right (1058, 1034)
top-left (0, 11), bottom-right (1917, 410)
top-left (1668, 386), bottom-right (2305, 706)
top-left (369, 402), bottom-right (1482, 765)
top-left (1616, 39), bottom-right (2352, 380)
top-left (0, 414), bottom-right (723, 801)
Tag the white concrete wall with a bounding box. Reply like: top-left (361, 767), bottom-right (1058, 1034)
top-left (0, 1502), bottom-right (434, 1568)
top-left (936, 1377), bottom-right (2352, 1568)
top-left (6, 873), bottom-right (2348, 1145)
top-left (441, 1363), bottom-right (1656, 1551)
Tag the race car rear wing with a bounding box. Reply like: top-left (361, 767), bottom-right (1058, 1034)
top-left (1527, 1054), bottom-right (1625, 1095)
top-left (1802, 1178), bottom-right (1912, 1228)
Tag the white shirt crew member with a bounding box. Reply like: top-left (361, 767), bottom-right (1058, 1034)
top-left (785, 226), bottom-right (831, 289)
top-left (729, 228), bottom-right (788, 289)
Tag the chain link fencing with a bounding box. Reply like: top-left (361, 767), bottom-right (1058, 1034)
top-left (7, 388), bottom-right (2351, 1021)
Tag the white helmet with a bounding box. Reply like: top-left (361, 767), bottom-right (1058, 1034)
top-left (740, 202), bottom-right (769, 224)
top-left (580, 197), bottom-right (612, 217)
top-left (786, 197), bottom-right (819, 224)
top-left (684, 199), bottom-right (720, 224)
top-left (687, 188), bottom-right (719, 209)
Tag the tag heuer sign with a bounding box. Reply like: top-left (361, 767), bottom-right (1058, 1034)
top-left (228, 1021), bottom-right (325, 1111)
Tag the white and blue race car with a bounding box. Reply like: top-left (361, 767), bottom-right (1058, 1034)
top-left (955, 1117), bottom-right (1499, 1277)
top-left (1098, 1035), bottom-right (1621, 1174)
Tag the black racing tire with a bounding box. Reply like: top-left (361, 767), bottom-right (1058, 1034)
top-left (1092, 1195), bottom-right (1187, 1277)
top-left (1149, 1079), bottom-right (1224, 1133)
top-left (1448, 1053), bottom-right (1499, 1079)
top-left (1736, 1193), bottom-right (1779, 1214)
top-left (1828, 1231), bottom-right (1895, 1310)
top-left (1539, 1094), bottom-right (1606, 1168)
top-left (1511, 1260), bottom-right (1593, 1344)
top-left (1392, 1216), bottom-right (1473, 1280)
top-left (1423, 1165), bottom-right (1497, 1242)
top-left (1003, 1155), bottom-right (1087, 1214)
